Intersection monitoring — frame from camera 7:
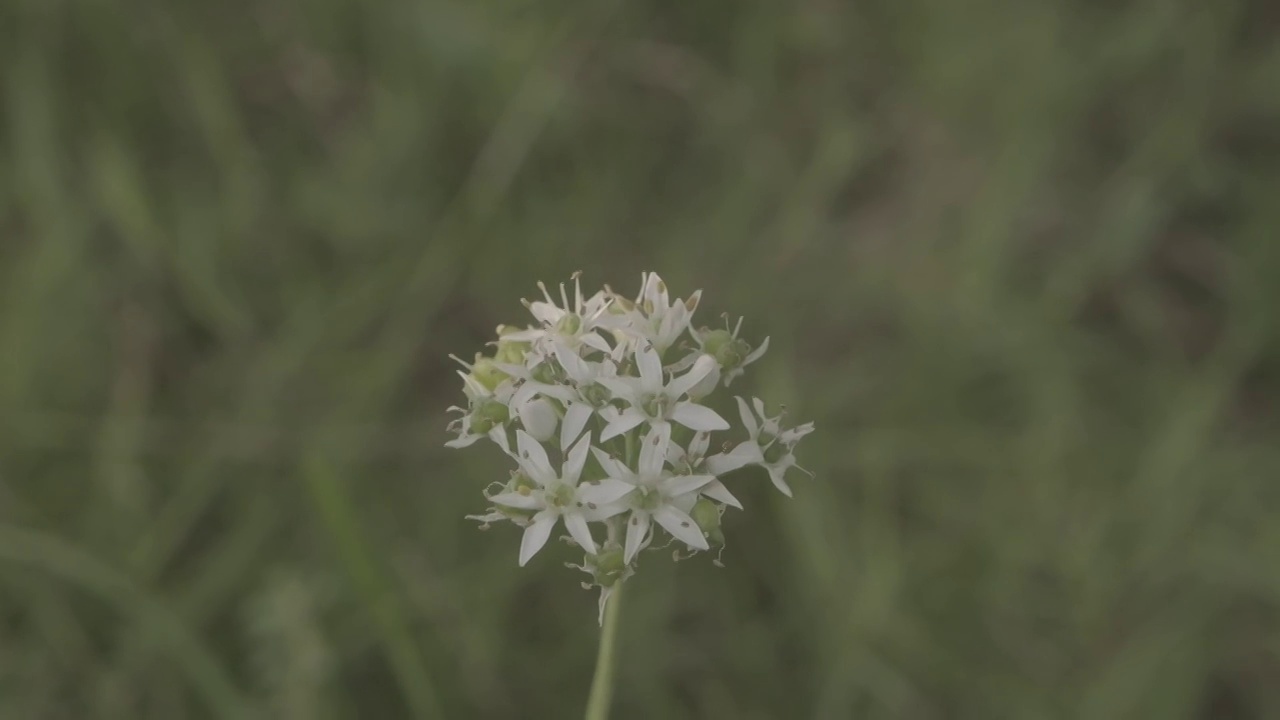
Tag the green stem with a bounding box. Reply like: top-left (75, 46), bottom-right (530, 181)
top-left (584, 583), bottom-right (622, 720)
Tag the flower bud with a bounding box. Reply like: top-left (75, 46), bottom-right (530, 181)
top-left (471, 357), bottom-right (508, 392)
top-left (699, 329), bottom-right (734, 357)
top-left (518, 398), bottom-right (558, 442)
top-left (554, 313), bottom-right (583, 336)
top-left (691, 497), bottom-right (724, 546)
top-left (685, 359), bottom-right (720, 400)
top-left (589, 546), bottom-right (627, 587)
top-left (470, 398), bottom-right (509, 434)
top-left (493, 325), bottom-right (532, 365)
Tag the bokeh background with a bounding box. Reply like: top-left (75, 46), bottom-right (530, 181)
top-left (3, 1), bottom-right (1280, 718)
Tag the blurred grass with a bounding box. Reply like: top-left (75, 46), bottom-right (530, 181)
top-left (2, 0), bottom-right (1280, 718)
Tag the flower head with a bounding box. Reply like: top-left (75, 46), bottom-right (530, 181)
top-left (447, 272), bottom-right (813, 623)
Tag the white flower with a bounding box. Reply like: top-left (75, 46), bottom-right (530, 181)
top-left (706, 397), bottom-right (814, 496)
top-left (592, 424), bottom-right (717, 562)
top-left (597, 344), bottom-right (729, 441)
top-left (502, 275), bottom-right (616, 355)
top-left (450, 272), bottom-right (813, 624)
top-left (608, 272), bottom-right (701, 355)
top-left (487, 431), bottom-right (635, 564)
top-left (666, 430), bottom-right (742, 510)
top-left (510, 341), bottom-right (625, 450)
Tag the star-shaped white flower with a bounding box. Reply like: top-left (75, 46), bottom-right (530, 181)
top-left (607, 272), bottom-right (701, 355)
top-left (487, 430), bottom-right (634, 564)
top-left (501, 275), bottom-right (617, 355)
top-left (705, 397), bottom-right (815, 496)
top-left (592, 424), bottom-right (717, 563)
top-left (666, 430), bottom-right (743, 510)
top-left (596, 344), bottom-right (728, 441)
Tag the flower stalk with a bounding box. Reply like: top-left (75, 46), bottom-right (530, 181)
top-left (446, 272), bottom-right (814, 715)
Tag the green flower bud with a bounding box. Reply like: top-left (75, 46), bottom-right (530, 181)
top-left (469, 398), bottom-right (509, 434)
top-left (691, 497), bottom-right (721, 533)
top-left (471, 357), bottom-right (508, 392)
top-left (493, 326), bottom-right (532, 365)
top-left (701, 330), bottom-right (751, 369)
top-left (554, 313), bottom-right (582, 336)
top-left (700, 329), bottom-right (734, 357)
top-left (590, 547), bottom-right (627, 587)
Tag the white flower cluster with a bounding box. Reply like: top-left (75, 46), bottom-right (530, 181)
top-left (446, 272), bottom-right (813, 622)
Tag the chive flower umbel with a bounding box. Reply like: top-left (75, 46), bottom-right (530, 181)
top-left (448, 272), bottom-right (813, 623)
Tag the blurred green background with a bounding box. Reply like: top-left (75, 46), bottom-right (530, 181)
top-left (3, 0), bottom-right (1280, 718)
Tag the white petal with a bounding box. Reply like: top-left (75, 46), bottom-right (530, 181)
top-left (700, 480), bottom-right (743, 509)
top-left (661, 474), bottom-right (716, 498)
top-left (444, 433), bottom-right (483, 449)
top-left (516, 381), bottom-right (576, 406)
top-left (563, 432), bottom-right (593, 484)
top-left (705, 442), bottom-right (762, 475)
top-left (578, 478), bottom-right (636, 505)
top-left (590, 447), bottom-right (629, 480)
top-left (639, 423), bottom-right (671, 476)
top-left (487, 426), bottom-right (511, 453)
top-left (580, 332), bottom-right (613, 354)
top-left (498, 328), bottom-right (542, 342)
top-left (600, 410), bottom-right (645, 442)
top-left (752, 397), bottom-right (768, 422)
top-left (653, 506), bottom-right (709, 551)
top-left (489, 491), bottom-right (544, 510)
top-left (684, 363), bottom-right (720, 400)
top-left (636, 344), bottom-right (663, 391)
top-left (656, 304), bottom-right (688, 351)
top-left (529, 301), bottom-right (565, 325)
top-left (744, 336), bottom-right (770, 365)
top-left (735, 396), bottom-right (759, 438)
top-left (560, 402), bottom-right (593, 451)
top-left (666, 352), bottom-right (697, 372)
top-left (624, 511), bottom-right (651, 563)
top-left (584, 499), bottom-right (631, 522)
top-left (780, 422), bottom-right (816, 444)
top-left (563, 512), bottom-right (597, 554)
top-left (670, 402), bottom-right (729, 432)
top-left (518, 512), bottom-right (558, 566)
top-left (518, 398), bottom-right (558, 444)
top-left (667, 353), bottom-right (716, 398)
top-left (596, 377), bottom-right (639, 404)
top-left (767, 465), bottom-right (794, 497)
top-left (553, 342), bottom-right (590, 380)
top-left (688, 431), bottom-right (710, 459)
top-left (515, 430), bottom-right (556, 485)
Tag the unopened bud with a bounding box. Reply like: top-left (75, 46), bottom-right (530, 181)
top-left (590, 547), bottom-right (627, 587)
top-left (691, 497), bottom-right (721, 535)
top-left (470, 398), bottom-right (509, 433)
top-left (471, 357), bottom-right (508, 392)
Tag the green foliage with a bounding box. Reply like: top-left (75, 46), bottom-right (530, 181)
top-left (2, 0), bottom-right (1279, 717)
